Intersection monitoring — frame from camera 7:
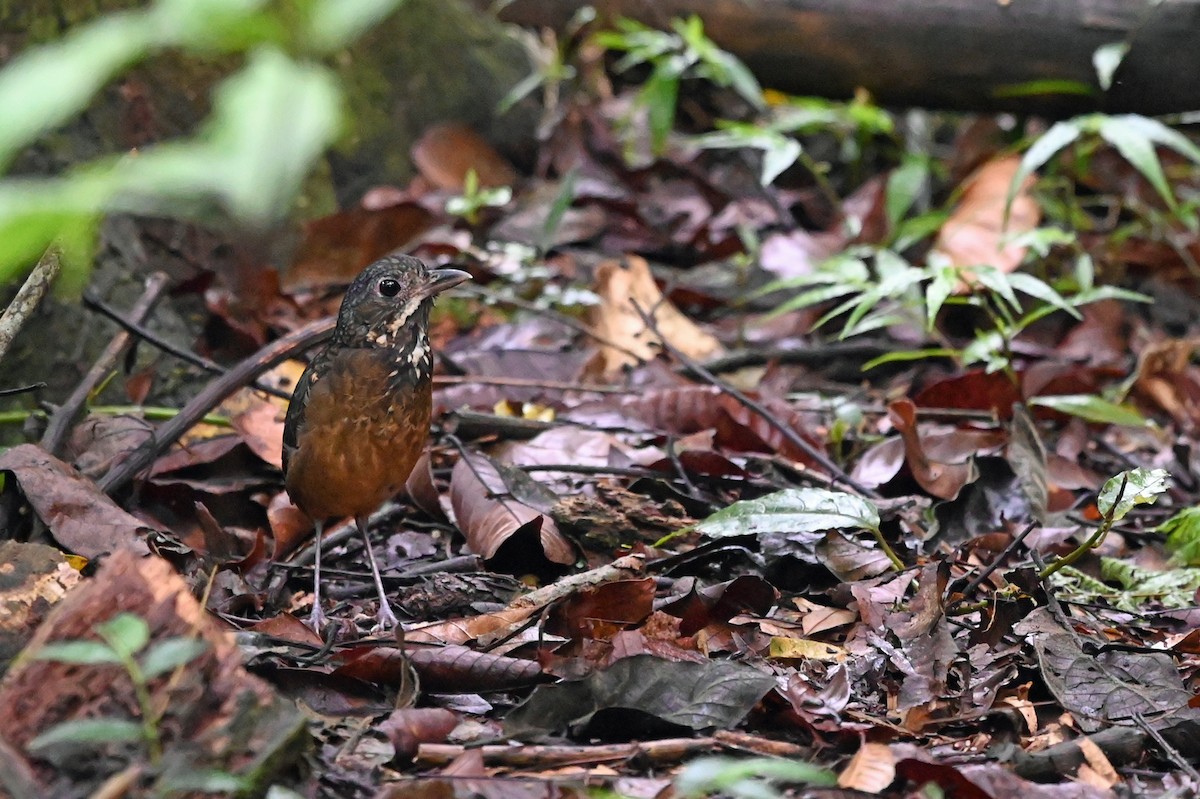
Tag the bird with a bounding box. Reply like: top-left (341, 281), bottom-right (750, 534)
top-left (282, 255), bottom-right (470, 631)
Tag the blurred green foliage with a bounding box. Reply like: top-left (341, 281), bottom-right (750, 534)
top-left (0, 0), bottom-right (403, 292)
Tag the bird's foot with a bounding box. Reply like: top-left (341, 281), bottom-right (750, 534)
top-left (372, 602), bottom-right (400, 633)
top-left (307, 604), bottom-right (329, 633)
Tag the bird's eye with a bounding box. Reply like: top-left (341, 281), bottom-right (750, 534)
top-left (378, 278), bottom-right (402, 297)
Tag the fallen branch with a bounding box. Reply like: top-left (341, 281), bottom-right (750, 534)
top-left (41, 272), bottom-right (169, 456)
top-left (99, 316), bottom-right (335, 496)
top-left (0, 248), bottom-right (61, 365)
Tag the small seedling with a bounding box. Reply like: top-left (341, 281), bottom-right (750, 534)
top-left (1040, 467), bottom-right (1170, 578)
top-left (29, 611), bottom-right (207, 764)
top-left (446, 169), bottom-right (513, 226)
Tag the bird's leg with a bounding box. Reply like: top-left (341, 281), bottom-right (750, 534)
top-left (356, 515), bottom-right (400, 630)
top-left (307, 520), bottom-right (328, 632)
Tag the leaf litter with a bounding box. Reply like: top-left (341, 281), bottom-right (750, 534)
top-left (4, 21), bottom-right (1200, 799)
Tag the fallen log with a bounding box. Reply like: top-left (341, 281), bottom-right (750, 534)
top-left (491, 0), bottom-right (1200, 117)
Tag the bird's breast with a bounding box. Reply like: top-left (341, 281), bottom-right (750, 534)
top-left (285, 348), bottom-right (433, 520)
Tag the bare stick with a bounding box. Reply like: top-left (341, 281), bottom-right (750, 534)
top-left (41, 272), bottom-right (169, 456)
top-left (99, 316), bottom-right (335, 496)
top-left (630, 300), bottom-right (876, 497)
top-left (82, 290), bottom-right (293, 401)
top-left (0, 248), bottom-right (61, 365)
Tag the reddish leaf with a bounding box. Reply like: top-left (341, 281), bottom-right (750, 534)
top-left (286, 202), bottom-right (435, 291)
top-left (888, 399), bottom-right (977, 500)
top-left (411, 122), bottom-right (517, 191)
top-left (378, 708), bottom-right (459, 762)
top-left (449, 453), bottom-right (575, 568)
top-left (0, 444), bottom-right (149, 558)
top-left (406, 644), bottom-right (546, 692)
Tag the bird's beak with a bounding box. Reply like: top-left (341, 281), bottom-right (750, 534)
top-left (421, 267), bottom-right (472, 299)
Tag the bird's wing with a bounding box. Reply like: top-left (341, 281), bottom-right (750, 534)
top-left (281, 359), bottom-right (320, 475)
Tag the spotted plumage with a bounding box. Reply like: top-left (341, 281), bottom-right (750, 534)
top-left (282, 255), bottom-right (470, 630)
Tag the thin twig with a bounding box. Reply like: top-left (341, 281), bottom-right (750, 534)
top-left (99, 316), bottom-right (335, 495)
top-left (953, 520), bottom-right (1040, 602)
top-left (0, 382), bottom-right (45, 397)
top-left (0, 248), bottom-right (61, 365)
top-left (82, 290), bottom-right (292, 401)
top-left (630, 300), bottom-right (876, 497)
top-left (41, 272), bottom-right (170, 456)
top-left (433, 374), bottom-right (635, 394)
top-left (1133, 711), bottom-right (1200, 783)
top-left (459, 283), bottom-right (646, 364)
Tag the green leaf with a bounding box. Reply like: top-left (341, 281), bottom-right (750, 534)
top-left (96, 613), bottom-right (150, 659)
top-left (924, 267), bottom-right (956, 329)
top-left (1007, 226), bottom-right (1077, 257)
top-left (862, 347), bottom-right (960, 371)
top-left (993, 79), bottom-right (1095, 98)
top-left (0, 13), bottom-right (154, 169)
top-left (1005, 272), bottom-right (1081, 318)
top-left (968, 266), bottom-right (1021, 312)
top-left (152, 0), bottom-right (282, 52)
top-left (33, 640), bottom-right (121, 665)
top-left (1098, 116), bottom-right (1176, 209)
top-left (1029, 394), bottom-right (1148, 426)
top-left (28, 718), bottom-right (144, 751)
top-left (306, 0), bottom-right (404, 52)
top-left (1097, 467), bottom-right (1169, 521)
top-left (1116, 113), bottom-right (1200, 165)
top-left (642, 67), bottom-right (679, 156)
top-left (1009, 120), bottom-right (1083, 213)
top-left (766, 283), bottom-right (861, 318)
top-left (140, 637), bottom-right (208, 679)
top-left (885, 155), bottom-right (929, 226)
top-left (112, 48), bottom-right (342, 225)
top-left (676, 755), bottom-right (837, 798)
top-left (156, 768), bottom-right (249, 794)
top-left (1092, 42), bottom-right (1129, 91)
top-left (696, 488), bottom-right (880, 539)
top-left (1159, 507), bottom-right (1200, 566)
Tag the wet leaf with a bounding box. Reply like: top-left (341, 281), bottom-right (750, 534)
top-left (504, 654), bottom-right (776, 740)
top-left (695, 488), bottom-right (880, 539)
top-left (1097, 467), bottom-right (1168, 520)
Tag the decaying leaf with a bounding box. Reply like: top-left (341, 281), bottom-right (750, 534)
top-left (0, 445), bottom-right (150, 559)
top-left (449, 452), bottom-right (575, 569)
top-left (932, 154), bottom-right (1041, 284)
top-left (586, 255), bottom-right (724, 377)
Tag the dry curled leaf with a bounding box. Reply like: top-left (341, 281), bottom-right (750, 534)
top-left (449, 452), bottom-right (575, 569)
top-left (586, 255), bottom-right (724, 377)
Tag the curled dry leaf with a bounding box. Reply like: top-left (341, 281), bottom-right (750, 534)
top-left (587, 255), bottom-right (724, 378)
top-left (406, 644), bottom-right (547, 692)
top-left (1131, 336), bottom-right (1200, 428)
top-left (267, 491), bottom-right (312, 559)
top-left (449, 452), bottom-right (575, 568)
top-left (378, 708), bottom-right (459, 763)
top-left (411, 122), bottom-right (517, 191)
top-left (932, 154), bottom-right (1041, 286)
top-left (838, 742), bottom-right (896, 793)
top-left (0, 444), bottom-right (150, 559)
top-left (888, 400), bottom-right (979, 501)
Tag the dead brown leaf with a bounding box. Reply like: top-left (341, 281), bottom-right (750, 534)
top-left (0, 444), bottom-right (150, 558)
top-left (449, 453), bottom-right (575, 569)
top-left (888, 400), bottom-right (978, 500)
top-left (411, 122), bottom-right (517, 191)
top-left (932, 154), bottom-right (1040, 284)
top-left (586, 255), bottom-right (724, 377)
top-left (286, 202), bottom-right (434, 291)
top-left (838, 742), bottom-right (896, 792)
